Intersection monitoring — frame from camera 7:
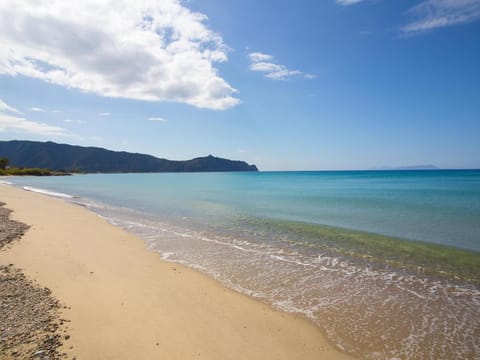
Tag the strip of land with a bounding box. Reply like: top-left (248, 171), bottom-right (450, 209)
top-left (0, 184), bottom-right (352, 360)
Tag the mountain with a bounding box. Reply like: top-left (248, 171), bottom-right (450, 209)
top-left (0, 140), bottom-right (258, 173)
top-left (372, 165), bottom-right (440, 171)
top-left (393, 165), bottom-right (439, 170)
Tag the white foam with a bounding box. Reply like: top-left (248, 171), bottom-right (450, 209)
top-left (159, 251), bottom-right (175, 260)
top-left (23, 186), bottom-right (74, 199)
top-left (269, 254), bottom-right (315, 267)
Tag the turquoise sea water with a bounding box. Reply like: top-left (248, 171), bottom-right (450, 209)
top-left (5, 170), bottom-right (480, 359)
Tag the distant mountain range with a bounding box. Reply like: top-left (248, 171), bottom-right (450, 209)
top-left (0, 140), bottom-right (258, 173)
top-left (371, 165), bottom-right (439, 171)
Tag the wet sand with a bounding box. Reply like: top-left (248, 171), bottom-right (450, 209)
top-left (0, 184), bottom-right (353, 360)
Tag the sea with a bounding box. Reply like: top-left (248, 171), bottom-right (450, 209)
top-left (4, 170), bottom-right (480, 359)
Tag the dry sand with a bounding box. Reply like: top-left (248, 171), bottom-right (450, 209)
top-left (0, 184), bottom-right (353, 360)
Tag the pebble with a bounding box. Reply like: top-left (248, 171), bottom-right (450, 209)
top-left (0, 202), bottom-right (72, 359)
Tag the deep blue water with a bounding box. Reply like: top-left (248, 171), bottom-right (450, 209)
top-left (4, 170), bottom-right (480, 359)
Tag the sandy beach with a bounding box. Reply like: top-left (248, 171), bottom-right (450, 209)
top-left (0, 184), bottom-right (352, 360)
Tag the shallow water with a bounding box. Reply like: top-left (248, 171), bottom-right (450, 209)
top-left (8, 170), bottom-right (480, 359)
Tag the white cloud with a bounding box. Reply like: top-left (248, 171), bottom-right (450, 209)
top-left (403, 0), bottom-right (480, 33)
top-left (98, 112), bottom-right (111, 116)
top-left (248, 52), bottom-right (274, 62)
top-left (0, 0), bottom-right (239, 110)
top-left (336, 0), bottom-right (367, 5)
top-left (30, 107), bottom-right (47, 112)
top-left (63, 119), bottom-right (85, 124)
top-left (250, 62), bottom-right (284, 73)
top-left (0, 98), bottom-right (68, 136)
top-left (266, 69), bottom-right (303, 80)
top-left (248, 52), bottom-right (315, 81)
top-left (148, 117), bottom-right (167, 122)
top-left (0, 113), bottom-right (67, 136)
top-left (0, 114), bottom-right (67, 135)
top-left (304, 73), bottom-right (317, 80)
top-left (0, 99), bottom-right (22, 114)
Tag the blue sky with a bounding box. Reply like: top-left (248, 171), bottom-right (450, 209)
top-left (0, 0), bottom-right (479, 170)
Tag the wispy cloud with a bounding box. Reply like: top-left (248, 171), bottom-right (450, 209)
top-left (0, 0), bottom-right (239, 110)
top-left (0, 99), bottom-right (23, 114)
top-left (0, 114), bottom-right (68, 135)
top-left (0, 99), bottom-right (68, 136)
top-left (402, 0), bottom-right (480, 34)
top-left (147, 117), bottom-right (167, 122)
top-left (32, 107), bottom-right (67, 114)
top-left (248, 52), bottom-right (315, 81)
top-left (336, 0), bottom-right (367, 5)
top-left (98, 112), bottom-right (111, 117)
top-left (248, 52), bottom-right (274, 62)
top-left (63, 119), bottom-right (85, 124)
top-left (30, 107), bottom-right (47, 112)
top-left (336, 0), bottom-right (480, 34)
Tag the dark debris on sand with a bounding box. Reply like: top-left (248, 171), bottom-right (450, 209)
top-left (0, 202), bottom-right (29, 250)
top-left (0, 202), bottom-right (71, 359)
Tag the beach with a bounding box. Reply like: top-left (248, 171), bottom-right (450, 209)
top-left (0, 184), bottom-right (352, 359)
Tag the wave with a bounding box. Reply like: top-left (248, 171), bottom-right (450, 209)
top-left (23, 186), bottom-right (75, 199)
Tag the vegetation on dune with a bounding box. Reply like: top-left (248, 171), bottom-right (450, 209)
top-left (0, 157), bottom-right (9, 170)
top-left (0, 156), bottom-right (69, 176)
top-left (0, 167), bottom-right (52, 176)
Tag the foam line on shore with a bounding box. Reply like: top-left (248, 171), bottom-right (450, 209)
top-left (23, 186), bottom-right (74, 199)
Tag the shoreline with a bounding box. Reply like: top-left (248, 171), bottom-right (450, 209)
top-left (0, 184), bottom-right (353, 359)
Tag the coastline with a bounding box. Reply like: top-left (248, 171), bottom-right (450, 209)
top-left (0, 184), bottom-right (352, 359)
